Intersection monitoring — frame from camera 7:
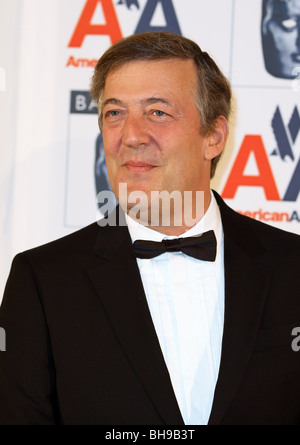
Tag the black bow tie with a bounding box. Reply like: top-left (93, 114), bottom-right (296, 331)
top-left (132, 230), bottom-right (217, 261)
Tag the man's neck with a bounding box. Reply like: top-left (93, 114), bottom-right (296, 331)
top-left (125, 189), bottom-right (212, 237)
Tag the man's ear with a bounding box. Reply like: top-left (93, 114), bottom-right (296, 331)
top-left (204, 116), bottom-right (229, 161)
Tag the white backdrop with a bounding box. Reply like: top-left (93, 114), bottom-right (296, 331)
top-left (1, 0), bottom-right (300, 300)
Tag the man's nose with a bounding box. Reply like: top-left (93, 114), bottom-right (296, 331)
top-left (122, 114), bottom-right (151, 149)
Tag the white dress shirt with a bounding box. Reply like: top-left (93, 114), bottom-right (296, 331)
top-left (126, 192), bottom-right (225, 425)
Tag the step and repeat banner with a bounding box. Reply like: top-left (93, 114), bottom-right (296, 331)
top-left (1, 0), bottom-right (300, 297)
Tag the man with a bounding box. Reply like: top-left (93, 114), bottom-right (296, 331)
top-left (0, 32), bottom-right (300, 425)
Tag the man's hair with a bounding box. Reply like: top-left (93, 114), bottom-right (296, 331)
top-left (90, 32), bottom-right (232, 178)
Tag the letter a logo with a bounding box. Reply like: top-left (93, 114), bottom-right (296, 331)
top-left (69, 0), bottom-right (122, 47)
top-left (135, 0), bottom-right (181, 34)
top-left (222, 135), bottom-right (281, 201)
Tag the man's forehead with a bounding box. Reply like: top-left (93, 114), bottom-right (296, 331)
top-left (107, 58), bottom-right (196, 77)
top-left (104, 58), bottom-right (197, 93)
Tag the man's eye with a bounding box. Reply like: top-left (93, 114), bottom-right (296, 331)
top-left (153, 110), bottom-right (166, 117)
top-left (104, 110), bottom-right (120, 118)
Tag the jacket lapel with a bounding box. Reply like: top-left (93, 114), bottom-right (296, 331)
top-left (86, 212), bottom-right (184, 425)
top-left (209, 194), bottom-right (273, 425)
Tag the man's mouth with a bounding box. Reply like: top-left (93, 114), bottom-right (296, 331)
top-left (123, 161), bottom-right (157, 173)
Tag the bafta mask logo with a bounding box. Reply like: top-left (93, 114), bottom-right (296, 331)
top-left (95, 133), bottom-right (118, 216)
top-left (262, 0), bottom-right (300, 78)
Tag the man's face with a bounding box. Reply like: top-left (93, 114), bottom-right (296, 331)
top-left (101, 59), bottom-right (213, 218)
top-left (262, 0), bottom-right (300, 78)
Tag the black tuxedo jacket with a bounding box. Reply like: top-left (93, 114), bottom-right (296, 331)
top-left (0, 192), bottom-right (300, 425)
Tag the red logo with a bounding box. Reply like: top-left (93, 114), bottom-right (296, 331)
top-left (222, 135), bottom-right (281, 201)
top-left (68, 0), bottom-right (122, 47)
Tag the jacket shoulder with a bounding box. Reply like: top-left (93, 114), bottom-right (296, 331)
top-left (213, 191), bottom-right (300, 258)
top-left (14, 223), bottom-right (101, 265)
top-left (234, 207), bottom-right (300, 244)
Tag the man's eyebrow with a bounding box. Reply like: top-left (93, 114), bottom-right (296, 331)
top-left (103, 97), bottom-right (173, 107)
top-left (102, 98), bottom-right (124, 108)
top-left (143, 97), bottom-right (172, 106)
top-left (145, 97), bottom-right (182, 116)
